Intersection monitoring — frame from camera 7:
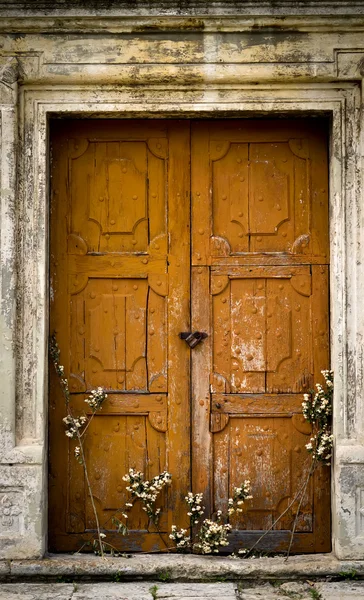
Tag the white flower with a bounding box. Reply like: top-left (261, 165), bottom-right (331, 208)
top-left (184, 492), bottom-right (206, 525)
top-left (194, 518), bottom-right (232, 554)
top-left (85, 387), bottom-right (107, 411)
top-left (121, 469), bottom-right (172, 524)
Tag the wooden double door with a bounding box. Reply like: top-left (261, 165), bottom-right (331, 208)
top-left (49, 119), bottom-right (330, 553)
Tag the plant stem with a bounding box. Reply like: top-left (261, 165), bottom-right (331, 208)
top-left (80, 411), bottom-right (96, 438)
top-left (245, 458), bottom-right (312, 557)
top-left (101, 497), bottom-right (138, 530)
top-left (155, 524), bottom-right (171, 551)
top-left (285, 459), bottom-right (316, 560)
top-left (67, 405), bottom-right (104, 555)
top-left (50, 340), bottom-right (104, 558)
top-left (76, 432), bottom-right (104, 558)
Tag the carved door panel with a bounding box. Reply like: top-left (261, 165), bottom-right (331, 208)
top-left (49, 120), bottom-right (190, 551)
top-left (191, 120), bottom-right (331, 552)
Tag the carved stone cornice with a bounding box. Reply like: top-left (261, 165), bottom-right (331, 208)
top-left (1, 0), bottom-right (364, 15)
top-left (0, 56), bottom-right (24, 103)
top-left (0, 56), bottom-right (22, 87)
top-left (1, 15), bottom-right (364, 34)
top-left (335, 49), bottom-right (364, 77)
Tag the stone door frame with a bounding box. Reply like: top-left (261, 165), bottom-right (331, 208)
top-left (1, 79), bottom-right (363, 559)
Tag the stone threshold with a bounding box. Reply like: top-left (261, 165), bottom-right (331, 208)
top-left (1, 553), bottom-right (364, 583)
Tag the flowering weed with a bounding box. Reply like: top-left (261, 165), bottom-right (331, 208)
top-left (302, 370), bottom-right (333, 465)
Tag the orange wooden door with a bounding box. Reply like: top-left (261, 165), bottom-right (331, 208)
top-left (49, 118), bottom-right (330, 554)
top-left (191, 120), bottom-right (331, 553)
top-left (49, 120), bottom-right (190, 551)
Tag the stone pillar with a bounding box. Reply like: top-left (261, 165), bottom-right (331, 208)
top-left (0, 56), bottom-right (44, 559)
top-left (332, 56), bottom-right (364, 559)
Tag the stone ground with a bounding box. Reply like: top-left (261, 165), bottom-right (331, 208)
top-left (1, 581), bottom-right (364, 599)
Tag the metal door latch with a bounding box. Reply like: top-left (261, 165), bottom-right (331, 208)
top-left (179, 331), bottom-right (208, 348)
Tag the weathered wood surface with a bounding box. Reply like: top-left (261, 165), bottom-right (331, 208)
top-left (191, 120), bottom-right (330, 553)
top-left (49, 120), bottom-right (190, 552)
top-left (50, 118), bottom-right (330, 553)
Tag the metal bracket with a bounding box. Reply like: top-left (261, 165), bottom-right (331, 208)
top-left (179, 331), bottom-right (208, 348)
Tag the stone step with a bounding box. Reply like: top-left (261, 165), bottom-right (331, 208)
top-left (2, 554), bottom-right (364, 583)
top-left (1, 581), bottom-right (364, 600)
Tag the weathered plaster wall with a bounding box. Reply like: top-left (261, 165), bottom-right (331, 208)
top-left (0, 0), bottom-right (364, 559)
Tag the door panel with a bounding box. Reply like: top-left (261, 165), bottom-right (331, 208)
top-left (193, 121), bottom-right (329, 266)
top-left (69, 272), bottom-right (168, 392)
top-left (50, 118), bottom-right (330, 554)
top-left (191, 120), bottom-right (330, 553)
top-left (210, 266), bottom-right (327, 394)
top-left (49, 120), bottom-right (190, 552)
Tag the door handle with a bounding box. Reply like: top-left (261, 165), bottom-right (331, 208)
top-left (179, 331), bottom-right (208, 348)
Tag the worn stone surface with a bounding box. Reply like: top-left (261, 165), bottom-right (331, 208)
top-left (2, 1), bottom-right (364, 17)
top-left (0, 564), bottom-right (10, 580)
top-left (237, 582), bottom-right (312, 599)
top-left (279, 581), bottom-right (312, 595)
top-left (0, 0), bottom-right (364, 563)
top-left (0, 583), bottom-right (75, 599)
top-left (73, 582), bottom-right (159, 599)
top-left (153, 582), bottom-right (237, 599)
top-left (315, 581), bottom-right (364, 599)
top-left (4, 554), bottom-right (364, 582)
top-left (2, 581), bottom-right (364, 600)
top-left (238, 581), bottom-right (364, 599)
top-left (0, 583), bottom-right (236, 600)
